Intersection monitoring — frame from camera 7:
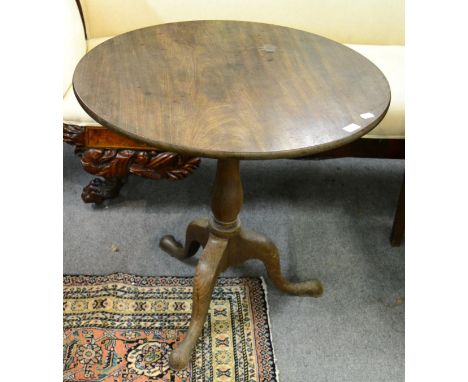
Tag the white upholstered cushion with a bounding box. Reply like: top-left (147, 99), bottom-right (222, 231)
top-left (348, 44), bottom-right (405, 139)
top-left (79, 0), bottom-right (404, 45)
top-left (64, 0), bottom-right (87, 96)
top-left (86, 37), bottom-right (113, 51)
top-left (63, 86), bottom-right (100, 127)
top-left (64, 38), bottom-right (404, 139)
top-left (63, 37), bottom-right (113, 126)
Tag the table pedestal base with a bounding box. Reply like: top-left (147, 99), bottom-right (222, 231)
top-left (159, 159), bottom-right (323, 370)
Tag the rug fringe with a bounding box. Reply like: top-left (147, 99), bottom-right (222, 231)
top-left (260, 276), bottom-right (281, 382)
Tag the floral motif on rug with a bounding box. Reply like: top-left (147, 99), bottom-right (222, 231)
top-left (64, 274), bottom-right (278, 382)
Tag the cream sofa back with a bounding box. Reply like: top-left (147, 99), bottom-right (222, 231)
top-left (79, 0), bottom-right (404, 45)
top-left (64, 0), bottom-right (86, 95)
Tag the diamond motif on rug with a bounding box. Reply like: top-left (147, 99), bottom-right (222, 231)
top-left (63, 274), bottom-right (278, 381)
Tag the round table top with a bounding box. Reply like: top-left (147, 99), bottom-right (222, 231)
top-left (73, 20), bottom-right (390, 159)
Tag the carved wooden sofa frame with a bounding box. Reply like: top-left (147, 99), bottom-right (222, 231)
top-left (63, 124), bottom-right (200, 204)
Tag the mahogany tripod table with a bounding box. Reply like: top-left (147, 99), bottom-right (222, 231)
top-left (73, 20), bottom-right (390, 370)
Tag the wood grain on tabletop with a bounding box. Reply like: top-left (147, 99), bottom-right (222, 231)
top-left (73, 20), bottom-right (390, 159)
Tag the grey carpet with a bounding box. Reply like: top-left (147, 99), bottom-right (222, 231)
top-left (64, 143), bottom-right (404, 381)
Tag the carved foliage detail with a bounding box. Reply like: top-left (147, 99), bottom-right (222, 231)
top-left (63, 124), bottom-right (201, 181)
top-left (63, 124), bottom-right (86, 147)
top-left (80, 148), bottom-right (201, 180)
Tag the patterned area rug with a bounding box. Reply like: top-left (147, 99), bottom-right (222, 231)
top-left (64, 274), bottom-right (278, 382)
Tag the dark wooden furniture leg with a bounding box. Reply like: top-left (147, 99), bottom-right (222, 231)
top-left (168, 234), bottom-right (229, 370)
top-left (233, 228), bottom-right (323, 295)
top-left (63, 124), bottom-right (201, 204)
top-left (80, 176), bottom-right (126, 204)
top-left (160, 219), bottom-right (209, 260)
top-left (390, 179), bottom-right (405, 246)
top-left (160, 159), bottom-right (323, 370)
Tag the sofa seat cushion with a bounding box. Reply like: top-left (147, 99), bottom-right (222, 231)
top-left (63, 37), bottom-right (113, 126)
top-left (86, 36), bottom-right (113, 51)
top-left (63, 85), bottom-right (101, 126)
top-left (347, 44), bottom-right (405, 139)
top-left (64, 38), bottom-right (404, 139)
